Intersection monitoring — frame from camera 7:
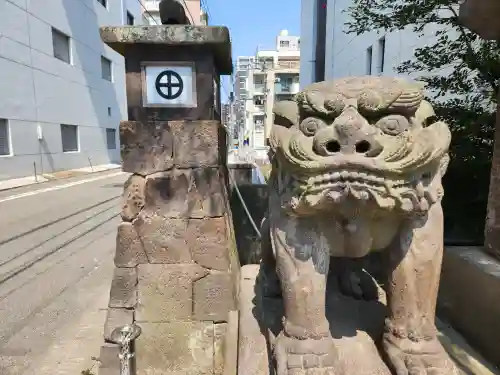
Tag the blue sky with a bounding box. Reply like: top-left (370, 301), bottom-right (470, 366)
top-left (202, 0), bottom-right (301, 101)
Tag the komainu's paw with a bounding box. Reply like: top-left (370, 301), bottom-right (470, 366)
top-left (382, 329), bottom-right (460, 375)
top-left (274, 333), bottom-right (344, 375)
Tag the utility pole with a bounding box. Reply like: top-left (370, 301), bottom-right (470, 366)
top-left (229, 73), bottom-right (235, 149)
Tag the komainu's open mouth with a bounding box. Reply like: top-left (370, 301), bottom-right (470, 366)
top-left (294, 169), bottom-right (413, 192)
top-left (269, 77), bottom-right (452, 215)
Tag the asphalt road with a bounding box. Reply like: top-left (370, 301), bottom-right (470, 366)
top-left (0, 170), bottom-right (128, 375)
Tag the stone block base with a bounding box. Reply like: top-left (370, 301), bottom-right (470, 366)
top-left (135, 321), bottom-right (226, 375)
top-left (438, 246), bottom-right (500, 367)
top-left (238, 265), bottom-right (498, 375)
top-left (98, 343), bottom-right (120, 375)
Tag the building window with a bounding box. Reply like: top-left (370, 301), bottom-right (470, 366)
top-left (126, 11), bottom-right (134, 25)
top-left (378, 36), bottom-right (386, 73)
top-left (106, 128), bottom-right (117, 150)
top-left (97, 0), bottom-right (107, 8)
top-left (108, 107), bottom-right (112, 116)
top-left (52, 28), bottom-right (71, 64)
top-left (0, 119), bottom-right (11, 156)
top-left (254, 97), bottom-right (264, 105)
top-left (61, 124), bottom-right (79, 152)
top-left (280, 40), bottom-right (290, 48)
top-left (101, 56), bottom-right (112, 81)
top-left (366, 46), bottom-right (373, 75)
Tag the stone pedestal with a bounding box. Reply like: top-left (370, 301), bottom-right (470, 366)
top-left (238, 265), bottom-right (497, 375)
top-left (98, 25), bottom-right (238, 375)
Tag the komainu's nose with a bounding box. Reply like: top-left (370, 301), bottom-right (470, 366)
top-left (312, 109), bottom-right (383, 157)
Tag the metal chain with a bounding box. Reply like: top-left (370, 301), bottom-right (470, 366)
top-left (110, 324), bottom-right (142, 375)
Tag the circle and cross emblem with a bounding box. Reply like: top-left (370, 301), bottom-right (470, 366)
top-left (154, 70), bottom-right (184, 100)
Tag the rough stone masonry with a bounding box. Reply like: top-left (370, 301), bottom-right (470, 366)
top-left (98, 23), bottom-right (238, 375)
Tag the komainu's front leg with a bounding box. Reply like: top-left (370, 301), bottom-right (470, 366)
top-left (383, 203), bottom-right (459, 375)
top-left (271, 215), bottom-right (342, 375)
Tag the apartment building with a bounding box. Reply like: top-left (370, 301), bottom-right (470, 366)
top-left (141, 0), bottom-right (207, 25)
top-left (300, 0), bottom-right (454, 86)
top-left (221, 103), bottom-right (230, 128)
top-left (0, 0), bottom-right (141, 180)
top-left (233, 30), bottom-right (300, 157)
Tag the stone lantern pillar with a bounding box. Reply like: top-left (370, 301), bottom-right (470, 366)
top-left (97, 24), bottom-right (239, 375)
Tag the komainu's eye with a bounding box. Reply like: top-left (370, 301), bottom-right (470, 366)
top-left (375, 115), bottom-right (410, 136)
top-left (299, 117), bottom-right (325, 136)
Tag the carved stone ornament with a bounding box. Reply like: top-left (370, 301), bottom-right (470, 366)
top-left (260, 76), bottom-right (459, 374)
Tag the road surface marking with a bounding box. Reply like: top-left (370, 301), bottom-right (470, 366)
top-left (0, 172), bottom-right (125, 204)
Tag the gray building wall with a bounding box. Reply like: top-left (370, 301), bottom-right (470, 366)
top-left (324, 0), bottom-right (457, 81)
top-left (0, 0), bottom-right (141, 180)
top-left (301, 0), bottom-right (456, 88)
top-left (299, 0), bottom-right (317, 89)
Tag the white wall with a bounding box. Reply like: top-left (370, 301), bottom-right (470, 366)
top-left (0, 0), bottom-right (141, 180)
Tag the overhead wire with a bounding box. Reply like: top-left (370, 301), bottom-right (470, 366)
top-left (178, 0), bottom-right (196, 24)
top-left (137, 0), bottom-right (159, 25)
top-left (199, 0), bottom-right (233, 103)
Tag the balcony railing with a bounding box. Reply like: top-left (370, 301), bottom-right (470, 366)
top-left (142, 0), bottom-right (160, 11)
top-left (275, 83), bottom-right (299, 95)
top-left (276, 61), bottom-right (300, 70)
top-left (254, 105), bottom-right (265, 113)
top-left (254, 83), bottom-right (265, 93)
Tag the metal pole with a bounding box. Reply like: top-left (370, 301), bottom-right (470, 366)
top-left (109, 324), bottom-right (142, 375)
top-left (33, 161), bottom-right (38, 183)
top-left (88, 156), bottom-right (94, 172)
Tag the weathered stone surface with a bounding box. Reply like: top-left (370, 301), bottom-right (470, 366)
top-left (134, 214), bottom-right (191, 263)
top-left (100, 26), bottom-right (232, 74)
top-left (459, 0), bottom-right (500, 40)
top-left (439, 246), bottom-right (500, 367)
top-left (193, 272), bottom-right (235, 322)
top-left (239, 265), bottom-right (497, 375)
top-left (108, 267), bottom-right (137, 309)
top-left (119, 121), bottom-right (173, 175)
top-left (135, 322), bottom-right (216, 375)
top-left (121, 174), bottom-right (145, 221)
top-left (170, 121), bottom-right (221, 167)
top-left (136, 263), bottom-right (208, 322)
top-left (115, 222), bottom-right (148, 267)
top-left (262, 77), bottom-right (457, 374)
top-left (143, 168), bottom-right (225, 218)
top-left (188, 218), bottom-right (229, 270)
top-left (214, 323), bottom-right (227, 375)
top-left (98, 343), bottom-right (120, 375)
top-left (223, 311), bottom-right (239, 375)
top-left (103, 308), bottom-right (134, 343)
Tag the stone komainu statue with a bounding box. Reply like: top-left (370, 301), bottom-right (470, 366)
top-left (260, 76), bottom-right (459, 374)
top-left (158, 0), bottom-right (191, 25)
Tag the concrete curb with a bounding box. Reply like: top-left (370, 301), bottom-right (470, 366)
top-left (0, 166), bottom-right (122, 192)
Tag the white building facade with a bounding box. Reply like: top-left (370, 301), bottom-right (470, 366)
top-left (300, 0), bottom-right (455, 86)
top-left (233, 31), bottom-right (300, 157)
top-left (0, 0), bottom-right (142, 180)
